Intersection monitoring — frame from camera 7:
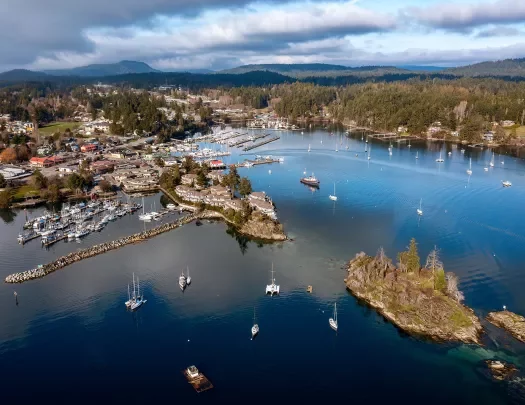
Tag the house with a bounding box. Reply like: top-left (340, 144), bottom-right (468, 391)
top-left (30, 157), bottom-right (55, 167)
top-left (81, 143), bottom-right (98, 153)
top-left (181, 173), bottom-right (198, 186)
top-left (249, 191), bottom-right (266, 201)
top-left (93, 122), bottom-right (110, 133)
top-left (207, 171), bottom-right (224, 183)
top-left (451, 131), bottom-right (460, 137)
top-left (248, 198), bottom-right (276, 218)
top-left (209, 159), bottom-right (226, 169)
top-left (501, 120), bottom-right (515, 127)
top-left (483, 131), bottom-right (494, 142)
top-left (224, 199), bottom-right (244, 211)
top-left (209, 185), bottom-right (230, 197)
top-left (58, 166), bottom-right (76, 174)
top-left (90, 160), bottom-right (115, 174)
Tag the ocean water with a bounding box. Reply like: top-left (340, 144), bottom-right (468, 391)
top-left (1, 130), bottom-right (525, 403)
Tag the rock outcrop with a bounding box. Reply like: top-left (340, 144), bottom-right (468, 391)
top-left (345, 252), bottom-right (482, 344)
top-left (487, 311), bottom-right (525, 343)
top-left (239, 212), bottom-right (286, 241)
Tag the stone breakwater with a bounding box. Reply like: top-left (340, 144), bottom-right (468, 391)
top-left (5, 213), bottom-right (198, 284)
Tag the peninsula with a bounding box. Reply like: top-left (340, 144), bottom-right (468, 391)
top-left (487, 310), bottom-right (525, 343)
top-left (344, 240), bottom-right (482, 344)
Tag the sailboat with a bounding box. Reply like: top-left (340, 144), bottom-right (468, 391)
top-left (416, 151), bottom-right (419, 159)
top-left (308, 144), bottom-right (311, 153)
top-left (408, 139), bottom-right (411, 148)
top-left (417, 198), bottom-right (423, 216)
top-left (329, 183), bottom-right (337, 201)
top-left (329, 302), bottom-right (338, 331)
top-left (251, 307), bottom-right (259, 340)
top-left (139, 196), bottom-right (152, 221)
top-left (129, 274), bottom-right (147, 311)
top-left (467, 158), bottom-right (473, 175)
top-left (125, 283), bottom-right (132, 308)
top-left (367, 144), bottom-right (371, 160)
top-left (186, 266), bottom-right (191, 285)
top-left (265, 263), bottom-right (280, 295)
top-left (436, 152), bottom-right (444, 162)
top-left (490, 151), bottom-right (495, 167)
top-left (335, 142), bottom-right (338, 152)
top-left (179, 269), bottom-right (187, 291)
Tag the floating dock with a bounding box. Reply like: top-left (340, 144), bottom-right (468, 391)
top-left (43, 234), bottom-right (67, 247)
top-left (183, 366), bottom-right (214, 393)
top-left (243, 136), bottom-right (280, 151)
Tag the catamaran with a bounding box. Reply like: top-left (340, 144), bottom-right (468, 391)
top-left (490, 151), bottom-right (495, 167)
top-left (329, 302), bottom-right (338, 331)
top-left (467, 158), bottom-right (473, 175)
top-left (416, 151), bottom-right (419, 159)
top-left (265, 263), bottom-right (280, 295)
top-left (251, 307), bottom-right (259, 340)
top-left (436, 152), bottom-right (444, 163)
top-left (329, 183), bottom-right (337, 201)
top-left (417, 198), bottom-right (423, 216)
top-left (502, 180), bottom-right (512, 187)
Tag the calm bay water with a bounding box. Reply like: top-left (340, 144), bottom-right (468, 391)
top-left (1, 130), bottom-right (525, 403)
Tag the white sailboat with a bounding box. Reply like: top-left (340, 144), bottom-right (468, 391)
top-left (408, 139), bottom-right (411, 148)
top-left (129, 274), bottom-right (147, 311)
top-left (335, 141), bottom-right (338, 152)
top-left (490, 151), bottom-right (495, 167)
top-left (416, 151), bottom-right (419, 159)
top-left (436, 152), bottom-right (444, 163)
top-left (329, 302), bottom-right (338, 331)
top-left (186, 266), bottom-right (191, 285)
top-left (251, 307), bottom-right (259, 340)
top-left (417, 198), bottom-right (423, 216)
top-left (265, 263), bottom-right (280, 295)
top-left (139, 196), bottom-right (152, 221)
top-left (308, 144), bottom-right (311, 153)
top-left (467, 158), bottom-right (473, 175)
top-left (367, 144), bottom-right (371, 160)
top-left (329, 182), bottom-right (338, 201)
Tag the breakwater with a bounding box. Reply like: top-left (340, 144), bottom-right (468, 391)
top-left (5, 213), bottom-right (198, 284)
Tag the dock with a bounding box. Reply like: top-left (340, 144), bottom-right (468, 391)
top-left (183, 366), bottom-right (214, 393)
top-left (243, 136), bottom-right (280, 151)
top-left (18, 233), bottom-right (40, 244)
top-left (43, 234), bottom-right (67, 247)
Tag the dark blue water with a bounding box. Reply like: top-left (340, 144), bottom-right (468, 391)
top-left (1, 130), bottom-right (525, 403)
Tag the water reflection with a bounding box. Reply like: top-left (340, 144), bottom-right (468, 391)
top-left (0, 209), bottom-right (16, 223)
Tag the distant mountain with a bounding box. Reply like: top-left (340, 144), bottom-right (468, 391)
top-left (44, 60), bottom-right (160, 77)
top-left (398, 65), bottom-right (447, 72)
top-left (167, 68), bottom-right (214, 74)
top-left (0, 69), bottom-right (51, 83)
top-left (219, 63), bottom-right (408, 78)
top-left (445, 58), bottom-right (525, 77)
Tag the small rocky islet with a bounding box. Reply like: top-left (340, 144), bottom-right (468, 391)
top-left (487, 310), bottom-right (525, 343)
top-left (344, 245), bottom-right (482, 344)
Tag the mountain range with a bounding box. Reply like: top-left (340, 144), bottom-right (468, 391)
top-left (1, 58), bottom-right (525, 85)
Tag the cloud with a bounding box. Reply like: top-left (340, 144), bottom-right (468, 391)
top-left (406, 0), bottom-right (525, 31)
top-left (475, 26), bottom-right (523, 38)
top-left (0, 0), bottom-right (301, 66)
top-left (27, 1), bottom-right (395, 70)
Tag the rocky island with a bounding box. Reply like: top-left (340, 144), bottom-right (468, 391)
top-left (344, 240), bottom-right (482, 344)
top-left (487, 310), bottom-right (525, 343)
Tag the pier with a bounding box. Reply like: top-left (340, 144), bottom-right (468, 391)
top-left (243, 136), bottom-right (280, 151)
top-left (5, 213), bottom-right (199, 284)
top-left (42, 233), bottom-right (68, 247)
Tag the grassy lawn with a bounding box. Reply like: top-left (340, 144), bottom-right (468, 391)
top-left (12, 184), bottom-right (40, 201)
top-left (39, 121), bottom-right (81, 135)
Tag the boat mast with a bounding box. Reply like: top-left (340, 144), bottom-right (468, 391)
top-left (128, 284), bottom-right (130, 301)
top-left (132, 273), bottom-right (136, 300)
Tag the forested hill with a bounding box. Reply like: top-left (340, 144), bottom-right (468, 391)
top-left (219, 63), bottom-right (409, 78)
top-left (446, 58), bottom-right (525, 77)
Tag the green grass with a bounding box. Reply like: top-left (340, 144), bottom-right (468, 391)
top-left (12, 184), bottom-right (40, 201)
top-left (39, 121), bottom-right (81, 135)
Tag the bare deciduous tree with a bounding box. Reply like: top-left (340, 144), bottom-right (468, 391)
top-left (446, 272), bottom-right (464, 303)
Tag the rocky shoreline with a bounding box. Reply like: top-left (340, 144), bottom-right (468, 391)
top-left (344, 251), bottom-right (482, 344)
top-left (487, 310), bottom-right (525, 343)
top-left (5, 212), bottom-right (197, 284)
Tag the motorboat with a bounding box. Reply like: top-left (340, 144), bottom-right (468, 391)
top-left (179, 270), bottom-right (187, 291)
top-left (502, 180), bottom-right (512, 187)
top-left (300, 173), bottom-right (320, 187)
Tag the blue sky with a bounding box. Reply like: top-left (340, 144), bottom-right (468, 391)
top-left (3, 0), bottom-right (525, 71)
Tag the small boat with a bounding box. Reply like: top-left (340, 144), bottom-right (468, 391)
top-left (436, 152), bottom-right (444, 163)
top-left (490, 151), bottom-right (495, 167)
top-left (265, 263), bottom-right (280, 295)
top-left (467, 158), bottom-right (473, 175)
top-left (461, 149), bottom-right (465, 154)
top-left (300, 173), bottom-right (320, 187)
top-left (41, 229), bottom-right (58, 244)
top-left (502, 180), bottom-right (512, 187)
top-left (130, 275), bottom-right (146, 311)
top-left (186, 266), bottom-right (191, 285)
top-left (179, 270), bottom-right (187, 291)
top-left (251, 307), bottom-right (259, 340)
top-left (417, 198), bottom-right (423, 216)
top-left (416, 151), bottom-right (419, 159)
top-left (75, 227), bottom-right (90, 239)
top-left (125, 282), bottom-right (132, 308)
top-left (448, 151), bottom-right (452, 156)
top-left (166, 203), bottom-right (176, 211)
top-left (367, 146), bottom-right (371, 160)
top-left (408, 140), bottom-right (411, 148)
top-left (308, 144), bottom-right (311, 152)
top-left (329, 182), bottom-right (337, 201)
top-left (329, 302), bottom-right (338, 331)
top-left (484, 167), bottom-right (489, 172)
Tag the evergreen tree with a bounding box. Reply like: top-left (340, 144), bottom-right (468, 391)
top-left (238, 177), bottom-right (252, 197)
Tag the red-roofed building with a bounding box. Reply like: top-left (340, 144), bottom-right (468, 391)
top-left (29, 156), bottom-right (66, 167)
top-left (209, 159), bottom-right (225, 169)
top-left (81, 144), bottom-right (98, 153)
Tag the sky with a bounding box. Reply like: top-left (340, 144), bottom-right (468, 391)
top-left (3, 0), bottom-right (525, 72)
